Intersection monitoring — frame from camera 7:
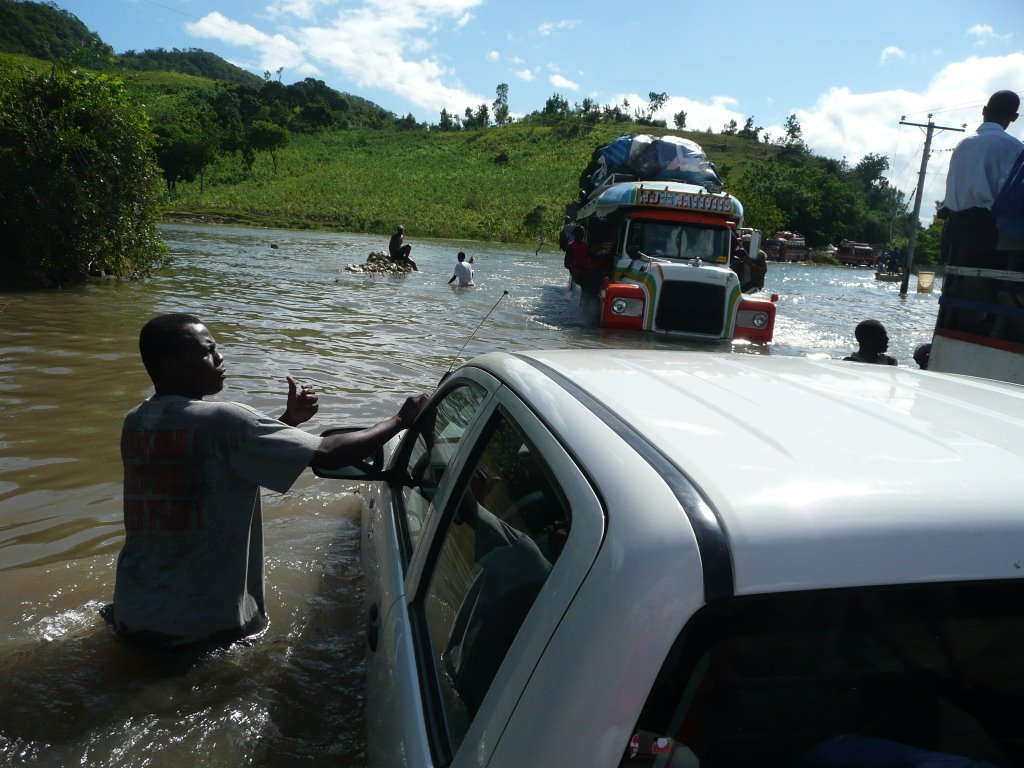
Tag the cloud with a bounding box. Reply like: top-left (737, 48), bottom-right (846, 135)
top-left (487, 50), bottom-right (500, 62)
top-left (550, 73), bottom-right (579, 91)
top-left (264, 0), bottom-right (334, 20)
top-left (790, 52), bottom-right (1024, 220)
top-left (515, 68), bottom-right (534, 82)
top-left (879, 46), bottom-right (906, 65)
top-left (187, 12), bottom-right (308, 69)
top-left (538, 19), bottom-right (576, 36)
top-left (967, 23), bottom-right (1014, 46)
top-left (186, 2), bottom-right (488, 116)
top-left (628, 93), bottom-right (741, 132)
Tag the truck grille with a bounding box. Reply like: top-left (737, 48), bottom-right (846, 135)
top-left (654, 282), bottom-right (726, 335)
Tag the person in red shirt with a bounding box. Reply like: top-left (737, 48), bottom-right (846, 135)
top-left (566, 225), bottom-right (603, 292)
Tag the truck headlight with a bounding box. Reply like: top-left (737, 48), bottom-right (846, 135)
top-left (752, 312), bottom-right (768, 329)
top-left (609, 297), bottom-right (644, 316)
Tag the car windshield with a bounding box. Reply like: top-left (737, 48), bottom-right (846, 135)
top-left (626, 220), bottom-right (730, 261)
top-left (624, 580), bottom-right (1024, 766)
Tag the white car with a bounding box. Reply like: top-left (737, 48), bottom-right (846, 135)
top-left (319, 351), bottom-right (1024, 768)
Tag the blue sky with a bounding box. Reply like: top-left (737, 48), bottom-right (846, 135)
top-left (55, 0), bottom-right (1024, 209)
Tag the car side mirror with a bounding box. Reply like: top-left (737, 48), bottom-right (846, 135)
top-left (312, 427), bottom-right (389, 480)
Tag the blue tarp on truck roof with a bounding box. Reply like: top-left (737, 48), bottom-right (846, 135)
top-left (582, 134), bottom-right (724, 196)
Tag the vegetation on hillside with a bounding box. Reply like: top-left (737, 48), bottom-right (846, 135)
top-left (0, 65), bottom-right (167, 287)
top-left (0, 0), bottom-right (943, 276)
top-left (0, 0), bottom-right (111, 65)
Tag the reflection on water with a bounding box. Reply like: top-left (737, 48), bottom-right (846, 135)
top-left (0, 224), bottom-right (941, 766)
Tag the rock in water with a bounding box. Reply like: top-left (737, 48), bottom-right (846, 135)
top-left (345, 250), bottom-right (415, 273)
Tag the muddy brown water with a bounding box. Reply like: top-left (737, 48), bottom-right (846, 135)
top-left (0, 225), bottom-right (940, 766)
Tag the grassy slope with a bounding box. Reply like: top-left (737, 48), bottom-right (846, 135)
top-left (0, 52), bottom-right (777, 244)
top-left (169, 122), bottom-right (777, 244)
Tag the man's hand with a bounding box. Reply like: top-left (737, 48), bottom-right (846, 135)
top-left (396, 394), bottom-right (428, 430)
top-left (281, 375), bottom-right (319, 426)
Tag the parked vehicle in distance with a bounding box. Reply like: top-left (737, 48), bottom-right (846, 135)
top-left (834, 239), bottom-right (876, 266)
top-left (317, 350), bottom-right (1024, 768)
top-left (773, 229), bottom-right (809, 260)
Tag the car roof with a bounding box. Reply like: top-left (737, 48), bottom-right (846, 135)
top-left (472, 350), bottom-right (1024, 594)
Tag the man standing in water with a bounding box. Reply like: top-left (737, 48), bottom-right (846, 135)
top-left (108, 313), bottom-right (426, 649)
top-left (447, 251), bottom-right (475, 287)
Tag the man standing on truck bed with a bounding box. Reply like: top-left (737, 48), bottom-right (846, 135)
top-left (940, 90), bottom-right (1023, 262)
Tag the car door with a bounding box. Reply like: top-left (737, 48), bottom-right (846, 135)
top-left (364, 369), bottom-right (499, 766)
top-left (375, 383), bottom-right (604, 767)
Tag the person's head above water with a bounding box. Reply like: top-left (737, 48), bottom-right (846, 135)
top-left (396, 224), bottom-right (404, 233)
top-left (457, 251), bottom-right (466, 262)
top-left (854, 319), bottom-right (889, 353)
top-left (139, 313), bottom-right (225, 399)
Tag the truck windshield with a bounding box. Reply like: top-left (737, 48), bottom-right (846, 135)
top-left (626, 220), bottom-right (730, 261)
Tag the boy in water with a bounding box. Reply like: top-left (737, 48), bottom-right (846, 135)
top-left (844, 319), bottom-right (898, 365)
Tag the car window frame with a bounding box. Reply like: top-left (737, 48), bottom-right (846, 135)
top-left (387, 366), bottom-right (502, 568)
top-left (403, 386), bottom-right (607, 767)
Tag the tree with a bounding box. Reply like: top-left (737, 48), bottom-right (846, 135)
top-left (783, 113), bottom-right (803, 144)
top-left (0, 66), bottom-right (167, 288)
top-left (722, 119), bottom-right (738, 135)
top-left (542, 93), bottom-right (570, 120)
top-left (438, 108), bottom-right (458, 131)
top-left (246, 120), bottom-right (288, 172)
top-left (475, 103), bottom-right (490, 129)
top-left (647, 91), bottom-right (667, 116)
top-left (738, 116), bottom-right (761, 142)
top-left (395, 112), bottom-right (420, 131)
top-left (493, 83), bottom-right (510, 126)
top-left (150, 95), bottom-right (220, 192)
top-left (673, 110), bottom-right (687, 130)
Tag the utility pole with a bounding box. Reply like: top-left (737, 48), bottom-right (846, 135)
top-left (897, 115), bottom-right (965, 294)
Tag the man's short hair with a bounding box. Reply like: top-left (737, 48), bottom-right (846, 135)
top-left (986, 90), bottom-right (1020, 120)
top-left (854, 319), bottom-right (886, 344)
top-left (139, 313), bottom-right (201, 380)
top-left (457, 251), bottom-right (466, 261)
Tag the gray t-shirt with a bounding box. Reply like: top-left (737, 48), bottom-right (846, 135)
top-left (113, 396), bottom-right (322, 646)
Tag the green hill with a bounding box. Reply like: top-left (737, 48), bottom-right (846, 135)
top-left (0, 0), bottom-right (112, 64)
top-left (0, 0), bottom-right (923, 257)
top-left (166, 122), bottom-right (781, 246)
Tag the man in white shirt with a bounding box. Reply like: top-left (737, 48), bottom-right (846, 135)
top-left (447, 251), bottom-right (475, 287)
top-left (941, 90), bottom-right (1023, 263)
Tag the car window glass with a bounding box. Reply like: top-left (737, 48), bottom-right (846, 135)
top-left (622, 581), bottom-right (1024, 766)
top-left (421, 410), bottom-right (571, 756)
top-left (399, 384), bottom-right (486, 556)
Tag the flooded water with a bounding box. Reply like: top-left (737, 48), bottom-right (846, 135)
top-left (0, 224), bottom-right (940, 766)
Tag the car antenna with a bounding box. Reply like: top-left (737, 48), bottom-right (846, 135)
top-left (444, 290), bottom-right (509, 378)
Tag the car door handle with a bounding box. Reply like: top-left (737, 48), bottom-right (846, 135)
top-left (366, 602), bottom-right (380, 652)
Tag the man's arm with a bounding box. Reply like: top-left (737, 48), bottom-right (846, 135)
top-left (448, 273), bottom-right (457, 284)
top-left (310, 394), bottom-right (428, 470)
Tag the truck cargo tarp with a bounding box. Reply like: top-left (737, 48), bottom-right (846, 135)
top-left (581, 134), bottom-right (724, 196)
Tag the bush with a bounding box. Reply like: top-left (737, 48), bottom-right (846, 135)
top-left (0, 65), bottom-right (167, 288)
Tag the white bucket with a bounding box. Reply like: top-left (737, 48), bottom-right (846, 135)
top-left (917, 271), bottom-right (935, 293)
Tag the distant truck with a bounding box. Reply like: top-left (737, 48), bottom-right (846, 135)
top-left (834, 239), bottom-right (875, 266)
top-left (773, 230), bottom-right (809, 260)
